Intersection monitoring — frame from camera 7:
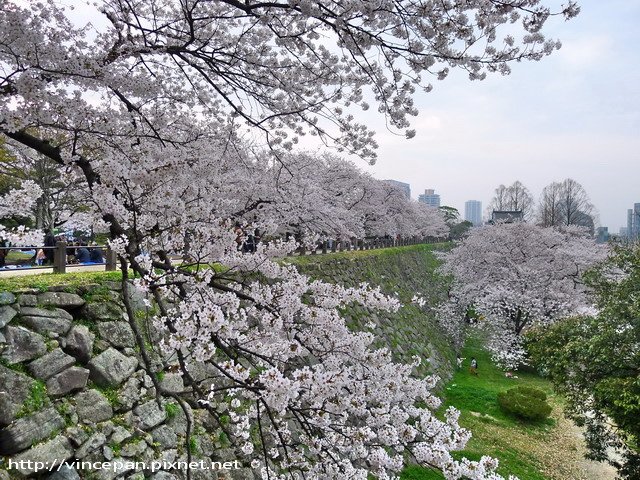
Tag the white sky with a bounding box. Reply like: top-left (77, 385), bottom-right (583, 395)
top-left (356, 0), bottom-right (640, 231)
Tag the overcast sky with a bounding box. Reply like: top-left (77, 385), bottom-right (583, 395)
top-left (355, 0), bottom-right (640, 231)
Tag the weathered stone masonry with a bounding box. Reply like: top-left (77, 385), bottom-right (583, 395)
top-left (0, 284), bottom-right (253, 480)
top-left (0, 246), bottom-right (454, 480)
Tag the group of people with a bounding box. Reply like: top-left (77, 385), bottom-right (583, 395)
top-left (63, 242), bottom-right (104, 265)
top-left (34, 234), bottom-right (105, 266)
top-left (456, 354), bottom-right (479, 376)
top-left (234, 224), bottom-right (261, 253)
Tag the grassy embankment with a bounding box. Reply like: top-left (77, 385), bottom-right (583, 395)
top-left (0, 270), bottom-right (123, 291)
top-left (401, 337), bottom-right (598, 480)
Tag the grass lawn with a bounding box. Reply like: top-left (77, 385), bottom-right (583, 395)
top-left (401, 337), bottom-right (583, 480)
top-left (0, 270), bottom-right (123, 292)
top-left (283, 243), bottom-right (450, 266)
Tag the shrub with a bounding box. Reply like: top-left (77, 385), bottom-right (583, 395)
top-left (497, 386), bottom-right (552, 421)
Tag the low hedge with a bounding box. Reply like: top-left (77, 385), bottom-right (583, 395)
top-left (497, 386), bottom-right (552, 421)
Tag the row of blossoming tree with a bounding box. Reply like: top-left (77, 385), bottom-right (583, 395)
top-left (1, 1), bottom-right (580, 478)
top-left (0, 141), bottom-right (450, 247)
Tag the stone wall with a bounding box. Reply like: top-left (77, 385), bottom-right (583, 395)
top-left (0, 284), bottom-right (252, 480)
top-left (0, 245), bottom-right (454, 479)
top-left (286, 244), bottom-right (454, 382)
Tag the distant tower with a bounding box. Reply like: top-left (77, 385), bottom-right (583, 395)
top-left (628, 203), bottom-right (640, 241)
top-left (418, 189), bottom-right (440, 207)
top-left (464, 200), bottom-right (482, 226)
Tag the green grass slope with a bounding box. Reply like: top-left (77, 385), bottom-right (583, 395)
top-left (402, 337), bottom-right (601, 480)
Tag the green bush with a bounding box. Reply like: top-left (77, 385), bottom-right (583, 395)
top-left (497, 386), bottom-right (552, 421)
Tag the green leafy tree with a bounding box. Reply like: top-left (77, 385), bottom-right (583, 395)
top-left (439, 206), bottom-right (460, 225)
top-left (438, 207), bottom-right (472, 240)
top-left (449, 220), bottom-right (472, 241)
top-left (527, 244), bottom-right (640, 479)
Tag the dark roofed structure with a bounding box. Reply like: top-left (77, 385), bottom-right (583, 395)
top-left (490, 210), bottom-right (523, 224)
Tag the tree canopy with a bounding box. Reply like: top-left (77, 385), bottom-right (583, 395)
top-left (527, 244), bottom-right (640, 479)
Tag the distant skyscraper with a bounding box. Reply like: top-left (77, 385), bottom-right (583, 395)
top-left (418, 189), bottom-right (440, 207)
top-left (596, 227), bottom-right (609, 244)
top-left (628, 203), bottom-right (640, 241)
top-left (383, 179), bottom-right (411, 199)
top-left (464, 200), bottom-right (482, 226)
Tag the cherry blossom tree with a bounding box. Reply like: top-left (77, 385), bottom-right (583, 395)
top-left (0, 178), bottom-right (43, 245)
top-left (1, 0), bottom-right (579, 163)
top-left (0, 0), bottom-right (579, 477)
top-left (439, 222), bottom-right (606, 369)
top-left (0, 141), bottom-right (91, 234)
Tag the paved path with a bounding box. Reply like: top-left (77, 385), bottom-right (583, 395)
top-left (0, 264), bottom-right (107, 278)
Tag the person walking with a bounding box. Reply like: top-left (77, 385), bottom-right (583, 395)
top-left (470, 357), bottom-right (478, 376)
top-left (35, 248), bottom-right (46, 265)
top-left (456, 354), bottom-right (465, 370)
top-left (43, 232), bottom-right (56, 265)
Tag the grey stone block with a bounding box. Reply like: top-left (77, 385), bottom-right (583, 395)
top-left (110, 425), bottom-right (133, 445)
top-left (0, 291), bottom-right (15, 305)
top-left (159, 373), bottom-right (184, 394)
top-left (12, 436), bottom-right (74, 476)
top-left (75, 432), bottom-right (107, 459)
top-left (75, 389), bottom-right (114, 423)
top-left (21, 306), bottom-right (73, 320)
top-left (37, 292), bottom-right (86, 309)
top-left (65, 426), bottom-right (89, 447)
top-left (97, 321), bottom-right (136, 348)
top-left (81, 301), bottom-right (123, 322)
top-left (0, 407), bottom-right (64, 455)
top-left (46, 366), bottom-right (90, 396)
top-left (1, 325), bottom-right (46, 364)
top-left (28, 348), bottom-right (76, 380)
top-left (151, 424), bottom-right (178, 449)
top-left (18, 293), bottom-right (38, 306)
top-left (0, 365), bottom-right (35, 426)
top-left (134, 400), bottom-right (167, 430)
top-left (89, 347), bottom-right (138, 387)
top-left (64, 324), bottom-right (94, 363)
top-left (21, 315), bottom-right (73, 336)
top-left (120, 439), bottom-right (147, 457)
top-left (0, 305), bottom-right (17, 328)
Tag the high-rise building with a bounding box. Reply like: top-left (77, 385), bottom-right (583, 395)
top-left (383, 180), bottom-right (411, 199)
top-left (418, 189), bottom-right (440, 207)
top-left (596, 226), bottom-right (609, 244)
top-left (627, 203), bottom-right (640, 242)
top-left (464, 200), bottom-right (482, 226)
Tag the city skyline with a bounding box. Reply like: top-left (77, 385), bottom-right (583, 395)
top-left (352, 0), bottom-right (639, 232)
top-left (383, 178), bottom-right (628, 232)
